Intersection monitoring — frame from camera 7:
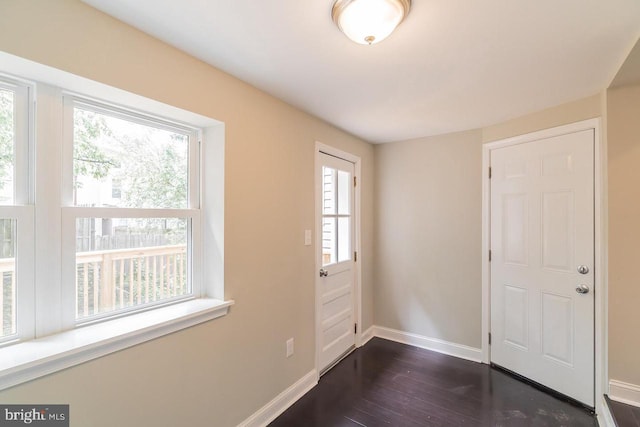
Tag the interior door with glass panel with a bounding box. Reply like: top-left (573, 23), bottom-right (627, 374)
top-left (317, 152), bottom-right (355, 374)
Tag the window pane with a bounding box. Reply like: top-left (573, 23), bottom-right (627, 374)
top-left (73, 107), bottom-right (189, 209)
top-left (322, 167), bottom-right (336, 215)
top-left (76, 217), bottom-right (189, 320)
top-left (322, 217), bottom-right (336, 266)
top-left (337, 170), bottom-right (351, 215)
top-left (337, 217), bottom-right (351, 262)
top-left (0, 219), bottom-right (16, 338)
top-left (0, 89), bottom-right (15, 205)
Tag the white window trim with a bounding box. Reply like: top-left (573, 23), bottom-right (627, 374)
top-left (0, 50), bottom-right (229, 391)
top-left (0, 76), bottom-right (35, 345)
top-left (60, 96), bottom-right (203, 328)
top-left (0, 298), bottom-right (232, 390)
top-left (0, 78), bottom-right (32, 205)
top-left (0, 206), bottom-right (34, 346)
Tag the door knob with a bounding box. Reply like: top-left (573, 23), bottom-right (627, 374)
top-left (576, 284), bottom-right (590, 294)
top-left (319, 268), bottom-right (328, 277)
top-left (577, 265), bottom-right (589, 275)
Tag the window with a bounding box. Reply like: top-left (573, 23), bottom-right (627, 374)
top-left (321, 166), bottom-right (352, 266)
top-left (0, 52), bottom-right (226, 391)
top-left (111, 178), bottom-right (122, 199)
top-left (0, 77), bottom-right (33, 345)
top-left (64, 99), bottom-right (200, 322)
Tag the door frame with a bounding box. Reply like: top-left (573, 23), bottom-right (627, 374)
top-left (314, 141), bottom-right (362, 380)
top-left (481, 118), bottom-right (607, 414)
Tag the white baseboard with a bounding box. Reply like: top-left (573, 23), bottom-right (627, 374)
top-left (609, 379), bottom-right (640, 408)
top-left (598, 396), bottom-right (616, 427)
top-left (360, 326), bottom-right (375, 346)
top-left (373, 326), bottom-right (483, 363)
top-left (237, 370), bottom-right (317, 427)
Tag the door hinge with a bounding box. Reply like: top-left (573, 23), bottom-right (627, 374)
top-left (489, 332), bottom-right (492, 345)
top-left (354, 323), bottom-right (357, 334)
top-left (354, 251), bottom-right (357, 262)
top-left (353, 176), bottom-right (357, 187)
top-left (489, 167), bottom-right (492, 179)
top-left (489, 250), bottom-right (492, 262)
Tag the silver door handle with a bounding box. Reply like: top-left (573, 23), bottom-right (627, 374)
top-left (577, 265), bottom-right (589, 275)
top-left (319, 268), bottom-right (328, 277)
top-left (576, 284), bottom-right (590, 294)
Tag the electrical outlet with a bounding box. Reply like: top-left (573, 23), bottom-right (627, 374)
top-left (286, 338), bottom-right (294, 358)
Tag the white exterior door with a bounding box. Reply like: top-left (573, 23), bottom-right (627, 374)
top-left (317, 152), bottom-right (356, 374)
top-left (490, 129), bottom-right (595, 406)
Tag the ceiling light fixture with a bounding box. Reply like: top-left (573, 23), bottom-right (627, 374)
top-left (332, 0), bottom-right (411, 45)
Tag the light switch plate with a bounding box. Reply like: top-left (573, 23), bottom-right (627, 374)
top-left (304, 229), bottom-right (312, 246)
top-left (286, 338), bottom-right (294, 358)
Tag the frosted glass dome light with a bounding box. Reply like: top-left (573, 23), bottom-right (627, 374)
top-left (332, 0), bottom-right (411, 45)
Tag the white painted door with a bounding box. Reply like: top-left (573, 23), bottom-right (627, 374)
top-left (490, 129), bottom-right (595, 406)
top-left (317, 152), bottom-right (356, 374)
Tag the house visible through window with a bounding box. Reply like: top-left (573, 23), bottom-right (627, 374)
top-left (68, 100), bottom-right (198, 321)
top-left (111, 178), bottom-right (121, 199)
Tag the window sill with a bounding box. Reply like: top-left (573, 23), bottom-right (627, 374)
top-left (0, 298), bottom-right (234, 391)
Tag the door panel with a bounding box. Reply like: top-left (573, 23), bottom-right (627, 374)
top-left (490, 129), bottom-right (594, 406)
top-left (317, 153), bottom-right (355, 373)
top-left (542, 191), bottom-right (574, 271)
top-left (503, 285), bottom-right (528, 349)
top-left (502, 193), bottom-right (528, 265)
top-left (541, 292), bottom-right (574, 365)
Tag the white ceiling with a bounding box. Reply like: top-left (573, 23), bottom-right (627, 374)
top-left (83, 0), bottom-right (640, 143)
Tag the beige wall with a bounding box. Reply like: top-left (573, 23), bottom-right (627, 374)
top-left (373, 95), bottom-right (604, 351)
top-left (0, 1), bottom-right (374, 426)
top-left (0, 1), bottom-right (637, 423)
top-left (373, 73), bottom-right (640, 394)
top-left (374, 129), bottom-right (484, 347)
top-left (482, 94), bottom-right (602, 142)
top-left (607, 83), bottom-right (640, 387)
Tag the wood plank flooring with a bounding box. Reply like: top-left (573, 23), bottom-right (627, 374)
top-left (269, 338), bottom-right (597, 427)
top-left (607, 395), bottom-right (640, 427)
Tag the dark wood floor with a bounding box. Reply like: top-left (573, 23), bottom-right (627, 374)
top-left (270, 338), bottom-right (597, 427)
top-left (607, 395), bottom-right (640, 427)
